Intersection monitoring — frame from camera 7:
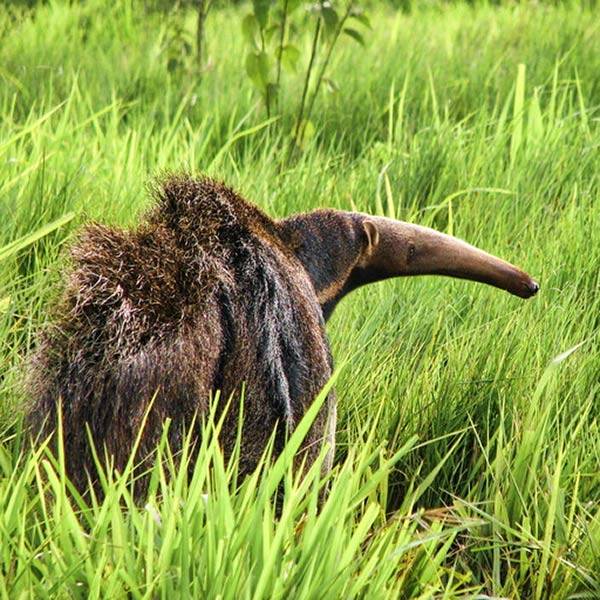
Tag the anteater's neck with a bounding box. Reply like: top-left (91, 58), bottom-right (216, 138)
top-left (278, 210), bottom-right (365, 320)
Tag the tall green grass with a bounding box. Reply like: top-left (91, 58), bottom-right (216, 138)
top-left (1, 0), bottom-right (599, 596)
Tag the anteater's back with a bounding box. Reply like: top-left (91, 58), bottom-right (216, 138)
top-left (28, 176), bottom-right (333, 491)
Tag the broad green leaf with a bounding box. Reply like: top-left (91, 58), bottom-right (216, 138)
top-left (242, 14), bottom-right (260, 48)
top-left (343, 27), bottom-right (365, 46)
top-left (281, 44), bottom-right (300, 72)
top-left (349, 10), bottom-right (372, 29)
top-left (245, 51), bottom-right (271, 92)
top-left (284, 0), bottom-right (303, 12)
top-left (252, 0), bottom-right (271, 29)
top-left (265, 23), bottom-right (279, 43)
top-left (321, 6), bottom-right (339, 35)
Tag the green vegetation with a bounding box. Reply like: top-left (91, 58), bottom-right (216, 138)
top-left (1, 1), bottom-right (599, 596)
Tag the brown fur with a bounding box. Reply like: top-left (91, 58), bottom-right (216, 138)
top-left (27, 174), bottom-right (538, 493)
top-left (28, 176), bottom-right (334, 491)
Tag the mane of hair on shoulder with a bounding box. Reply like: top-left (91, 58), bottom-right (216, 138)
top-left (147, 174), bottom-right (282, 247)
top-left (53, 175), bottom-right (289, 352)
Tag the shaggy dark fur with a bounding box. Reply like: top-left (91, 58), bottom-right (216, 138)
top-left (28, 176), bottom-right (335, 491)
top-left (27, 174), bottom-right (538, 492)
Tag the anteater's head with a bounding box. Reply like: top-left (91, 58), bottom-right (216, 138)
top-left (279, 211), bottom-right (539, 320)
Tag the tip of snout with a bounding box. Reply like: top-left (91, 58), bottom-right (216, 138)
top-left (512, 278), bottom-right (540, 299)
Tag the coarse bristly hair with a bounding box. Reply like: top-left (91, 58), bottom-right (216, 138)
top-left (27, 175), bottom-right (334, 493)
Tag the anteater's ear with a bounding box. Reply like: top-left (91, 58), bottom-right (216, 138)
top-left (362, 219), bottom-right (380, 256)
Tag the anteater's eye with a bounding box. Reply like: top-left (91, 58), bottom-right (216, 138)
top-left (407, 244), bottom-right (416, 262)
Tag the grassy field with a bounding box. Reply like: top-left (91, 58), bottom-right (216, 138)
top-left (1, 0), bottom-right (599, 597)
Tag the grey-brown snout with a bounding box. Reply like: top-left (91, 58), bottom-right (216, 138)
top-left (516, 277), bottom-right (540, 299)
top-left (360, 216), bottom-right (540, 300)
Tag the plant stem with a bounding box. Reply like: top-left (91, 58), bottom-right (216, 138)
top-left (291, 15), bottom-right (322, 153)
top-left (275, 0), bottom-right (290, 109)
top-left (196, 0), bottom-right (208, 72)
top-left (303, 3), bottom-right (353, 132)
top-left (259, 28), bottom-right (271, 118)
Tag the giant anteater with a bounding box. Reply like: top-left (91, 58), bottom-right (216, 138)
top-left (27, 175), bottom-right (538, 491)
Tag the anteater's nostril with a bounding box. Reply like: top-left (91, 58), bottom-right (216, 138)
top-left (528, 280), bottom-right (540, 295)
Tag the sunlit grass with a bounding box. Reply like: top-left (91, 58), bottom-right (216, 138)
top-left (1, 0), bottom-right (599, 596)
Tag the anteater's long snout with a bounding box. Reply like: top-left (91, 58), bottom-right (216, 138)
top-left (361, 216), bottom-right (539, 299)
